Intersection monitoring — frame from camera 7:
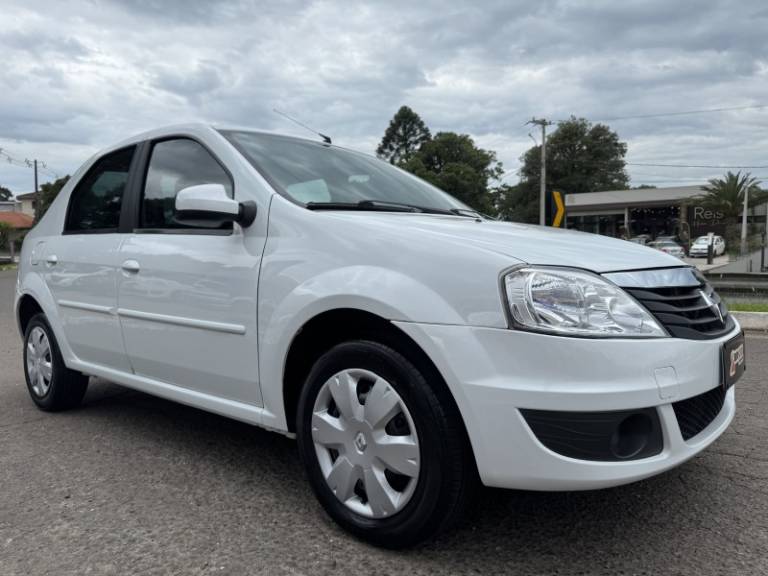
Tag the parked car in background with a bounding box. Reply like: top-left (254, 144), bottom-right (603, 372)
top-left (689, 235), bottom-right (726, 257)
top-left (656, 235), bottom-right (683, 245)
top-left (629, 234), bottom-right (651, 245)
top-left (648, 240), bottom-right (686, 259)
top-left (14, 124), bottom-right (745, 547)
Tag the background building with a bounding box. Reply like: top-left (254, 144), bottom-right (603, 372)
top-left (0, 199), bottom-right (34, 262)
top-left (13, 192), bottom-right (38, 218)
top-left (565, 185), bottom-right (767, 243)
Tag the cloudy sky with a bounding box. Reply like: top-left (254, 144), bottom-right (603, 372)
top-left (1, 0), bottom-right (767, 194)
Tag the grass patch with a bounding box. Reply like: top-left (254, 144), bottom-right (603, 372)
top-left (727, 301), bottom-right (768, 313)
top-left (0, 263), bottom-right (18, 272)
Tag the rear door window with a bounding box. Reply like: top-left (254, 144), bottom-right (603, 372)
top-left (65, 146), bottom-right (135, 233)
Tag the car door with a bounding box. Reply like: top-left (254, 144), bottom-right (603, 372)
top-left (116, 137), bottom-right (264, 405)
top-left (43, 145), bottom-right (138, 373)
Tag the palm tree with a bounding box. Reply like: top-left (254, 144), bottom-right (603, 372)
top-left (699, 171), bottom-right (766, 254)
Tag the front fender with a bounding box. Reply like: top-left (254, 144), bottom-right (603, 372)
top-left (257, 265), bottom-right (465, 431)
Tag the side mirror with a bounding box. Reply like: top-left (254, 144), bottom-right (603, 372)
top-left (175, 184), bottom-right (257, 227)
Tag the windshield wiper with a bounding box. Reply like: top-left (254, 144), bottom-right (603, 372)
top-left (448, 208), bottom-right (485, 219)
top-left (305, 200), bottom-right (484, 218)
top-left (305, 200), bottom-right (420, 212)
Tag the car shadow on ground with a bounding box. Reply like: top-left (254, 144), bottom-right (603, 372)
top-left (69, 379), bottom-right (732, 572)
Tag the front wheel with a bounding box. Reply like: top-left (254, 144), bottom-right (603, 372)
top-left (297, 340), bottom-right (476, 548)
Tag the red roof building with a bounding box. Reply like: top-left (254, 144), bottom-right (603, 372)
top-left (0, 211), bottom-right (34, 229)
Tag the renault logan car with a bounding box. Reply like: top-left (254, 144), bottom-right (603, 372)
top-left (15, 125), bottom-right (745, 548)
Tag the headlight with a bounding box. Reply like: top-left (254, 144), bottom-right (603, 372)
top-left (503, 267), bottom-right (667, 338)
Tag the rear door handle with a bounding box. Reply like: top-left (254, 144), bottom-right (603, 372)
top-left (45, 255), bottom-right (58, 266)
top-left (121, 260), bottom-right (140, 274)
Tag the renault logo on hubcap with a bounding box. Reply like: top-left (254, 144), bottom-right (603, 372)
top-left (354, 431), bottom-right (367, 453)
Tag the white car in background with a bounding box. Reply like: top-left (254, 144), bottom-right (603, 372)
top-left (648, 239), bottom-right (686, 259)
top-left (690, 235), bottom-right (726, 257)
top-left (14, 124), bottom-right (745, 547)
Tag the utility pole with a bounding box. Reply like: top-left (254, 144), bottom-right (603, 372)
top-left (740, 184), bottom-right (749, 256)
top-left (25, 158), bottom-right (43, 221)
top-left (34, 159), bottom-right (39, 221)
top-left (527, 118), bottom-right (553, 226)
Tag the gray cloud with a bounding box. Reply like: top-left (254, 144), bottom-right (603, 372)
top-left (1, 0), bottom-right (767, 193)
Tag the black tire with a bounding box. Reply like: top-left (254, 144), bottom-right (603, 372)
top-left (23, 313), bottom-right (88, 411)
top-left (297, 340), bottom-right (476, 548)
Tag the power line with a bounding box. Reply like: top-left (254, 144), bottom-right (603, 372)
top-left (0, 148), bottom-right (62, 219)
top-left (630, 175), bottom-right (709, 181)
top-left (627, 162), bottom-right (768, 169)
top-left (0, 151), bottom-right (30, 169)
top-left (579, 103), bottom-right (768, 123)
top-left (0, 149), bottom-right (60, 179)
top-left (554, 157), bottom-right (768, 170)
top-left (515, 156), bottom-right (768, 170)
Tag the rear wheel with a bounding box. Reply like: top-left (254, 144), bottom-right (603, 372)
top-left (23, 313), bottom-right (88, 411)
top-left (297, 340), bottom-right (476, 548)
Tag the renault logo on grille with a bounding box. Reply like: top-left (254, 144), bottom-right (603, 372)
top-left (699, 289), bottom-right (724, 324)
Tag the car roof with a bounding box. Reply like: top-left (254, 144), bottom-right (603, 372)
top-left (109, 123), bottom-right (323, 148)
top-left (97, 123), bottom-right (364, 167)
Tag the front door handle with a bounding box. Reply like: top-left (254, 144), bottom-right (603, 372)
top-left (121, 260), bottom-right (140, 274)
top-left (45, 255), bottom-right (58, 266)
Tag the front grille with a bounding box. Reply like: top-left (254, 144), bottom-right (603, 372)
top-left (672, 385), bottom-right (727, 441)
top-left (625, 281), bottom-right (733, 340)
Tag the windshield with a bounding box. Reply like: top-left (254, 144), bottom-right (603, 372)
top-left (220, 130), bottom-right (469, 212)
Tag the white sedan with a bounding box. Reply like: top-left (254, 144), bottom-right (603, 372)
top-left (15, 124), bottom-right (744, 547)
top-left (690, 235), bottom-right (726, 257)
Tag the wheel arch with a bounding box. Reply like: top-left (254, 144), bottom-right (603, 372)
top-left (17, 293), bottom-right (44, 337)
top-left (281, 308), bottom-right (469, 447)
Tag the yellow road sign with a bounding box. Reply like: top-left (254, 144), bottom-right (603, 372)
top-left (552, 190), bottom-right (565, 227)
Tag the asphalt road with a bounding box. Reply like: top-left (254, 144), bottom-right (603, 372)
top-left (1, 269), bottom-right (767, 576)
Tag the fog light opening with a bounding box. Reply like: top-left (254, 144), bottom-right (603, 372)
top-left (610, 413), bottom-right (653, 459)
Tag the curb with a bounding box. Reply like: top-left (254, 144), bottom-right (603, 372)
top-left (732, 311), bottom-right (768, 332)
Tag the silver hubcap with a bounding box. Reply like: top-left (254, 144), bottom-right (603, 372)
top-left (311, 368), bottom-right (420, 518)
top-left (26, 326), bottom-right (53, 397)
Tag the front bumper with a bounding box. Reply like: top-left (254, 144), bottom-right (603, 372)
top-left (394, 321), bottom-right (739, 490)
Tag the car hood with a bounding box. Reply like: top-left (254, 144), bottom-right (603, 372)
top-left (325, 212), bottom-right (683, 273)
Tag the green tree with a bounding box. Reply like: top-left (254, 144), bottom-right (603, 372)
top-left (403, 132), bottom-right (503, 213)
top-left (698, 171), bottom-right (766, 221)
top-left (0, 185), bottom-right (12, 201)
top-left (698, 171), bottom-right (767, 253)
top-left (36, 175), bottom-right (70, 221)
top-left (376, 106), bottom-right (432, 165)
top-left (0, 221), bottom-right (10, 249)
top-left (510, 117), bottom-right (629, 223)
top-left (495, 183), bottom-right (538, 223)
top-left (0, 221), bottom-right (16, 264)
